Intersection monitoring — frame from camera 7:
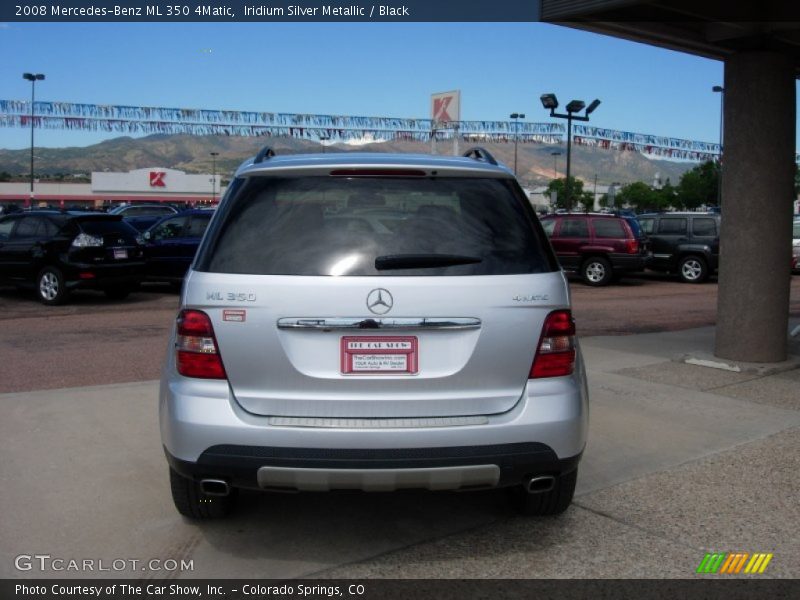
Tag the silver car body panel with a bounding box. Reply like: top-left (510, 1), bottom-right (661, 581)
top-left (181, 271), bottom-right (570, 418)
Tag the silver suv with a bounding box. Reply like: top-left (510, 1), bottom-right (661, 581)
top-left (160, 148), bottom-right (589, 519)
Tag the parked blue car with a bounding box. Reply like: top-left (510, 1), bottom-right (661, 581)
top-left (141, 209), bottom-right (214, 288)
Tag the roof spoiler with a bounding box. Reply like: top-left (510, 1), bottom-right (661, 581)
top-left (254, 146), bottom-right (276, 164)
top-left (463, 147), bottom-right (498, 166)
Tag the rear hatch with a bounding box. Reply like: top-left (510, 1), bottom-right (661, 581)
top-left (188, 170), bottom-right (565, 418)
top-left (70, 216), bottom-right (144, 264)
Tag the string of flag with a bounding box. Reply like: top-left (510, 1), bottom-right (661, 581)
top-left (4, 99), bottom-right (792, 162)
top-left (0, 100), bottom-right (562, 143)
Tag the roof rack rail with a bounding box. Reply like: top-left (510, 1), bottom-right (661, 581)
top-left (463, 147), bottom-right (498, 166)
top-left (254, 146), bottom-right (276, 164)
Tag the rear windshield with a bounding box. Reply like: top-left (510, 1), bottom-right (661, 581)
top-left (77, 219), bottom-right (138, 236)
top-left (197, 176), bottom-right (557, 276)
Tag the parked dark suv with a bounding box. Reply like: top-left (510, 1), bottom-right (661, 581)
top-left (637, 212), bottom-right (721, 283)
top-left (539, 213), bottom-right (651, 286)
top-left (0, 211), bottom-right (145, 304)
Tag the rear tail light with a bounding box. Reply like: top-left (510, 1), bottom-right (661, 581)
top-left (175, 309), bottom-right (226, 379)
top-left (71, 233), bottom-right (103, 248)
top-left (530, 310), bottom-right (576, 379)
top-left (625, 239), bottom-right (640, 254)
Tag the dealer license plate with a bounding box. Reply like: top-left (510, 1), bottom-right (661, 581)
top-left (341, 336), bottom-right (418, 374)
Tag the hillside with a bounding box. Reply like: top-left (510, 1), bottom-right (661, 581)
top-left (0, 134), bottom-right (693, 187)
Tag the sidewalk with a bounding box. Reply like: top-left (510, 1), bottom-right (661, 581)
top-left (1, 325), bottom-right (798, 579)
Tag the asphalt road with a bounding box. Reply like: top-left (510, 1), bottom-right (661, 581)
top-left (1, 276), bottom-right (799, 394)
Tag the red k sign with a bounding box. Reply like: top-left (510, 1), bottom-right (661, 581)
top-left (430, 90), bottom-right (461, 125)
top-left (150, 171), bottom-right (166, 187)
top-left (433, 97), bottom-right (453, 122)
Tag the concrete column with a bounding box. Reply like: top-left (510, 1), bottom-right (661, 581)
top-left (715, 52), bottom-right (796, 362)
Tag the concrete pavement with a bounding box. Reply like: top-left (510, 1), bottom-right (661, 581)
top-left (1, 324), bottom-right (798, 579)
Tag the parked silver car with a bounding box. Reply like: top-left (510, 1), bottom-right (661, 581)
top-left (160, 148), bottom-right (589, 518)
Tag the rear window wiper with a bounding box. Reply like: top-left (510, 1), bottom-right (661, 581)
top-left (375, 254), bottom-right (483, 270)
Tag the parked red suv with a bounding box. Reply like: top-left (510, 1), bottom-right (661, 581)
top-left (540, 213), bottom-right (651, 286)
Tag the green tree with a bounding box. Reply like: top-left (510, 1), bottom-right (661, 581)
top-left (676, 160), bottom-right (719, 209)
top-left (615, 181), bottom-right (666, 213)
top-left (546, 176), bottom-right (587, 210)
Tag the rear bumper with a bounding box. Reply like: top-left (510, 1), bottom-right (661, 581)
top-left (609, 254), bottom-right (651, 272)
top-left (63, 261), bottom-right (145, 289)
top-left (159, 344), bottom-right (589, 491)
top-left (165, 443), bottom-right (582, 491)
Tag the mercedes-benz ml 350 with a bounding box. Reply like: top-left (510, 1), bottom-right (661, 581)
top-left (160, 148), bottom-right (589, 518)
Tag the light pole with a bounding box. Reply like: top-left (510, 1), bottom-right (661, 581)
top-left (210, 151), bottom-right (219, 203)
top-left (712, 85), bottom-right (724, 206)
top-left (551, 150), bottom-right (562, 179)
top-left (509, 112), bottom-right (525, 177)
top-left (22, 72), bottom-right (45, 208)
top-left (541, 94), bottom-right (600, 212)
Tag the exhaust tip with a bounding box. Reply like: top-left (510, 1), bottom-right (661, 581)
top-left (526, 475), bottom-right (556, 494)
top-left (200, 479), bottom-right (230, 497)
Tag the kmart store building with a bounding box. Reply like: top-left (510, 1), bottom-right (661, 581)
top-left (0, 167), bottom-right (223, 209)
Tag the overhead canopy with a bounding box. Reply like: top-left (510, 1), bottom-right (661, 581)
top-left (539, 0), bottom-right (800, 75)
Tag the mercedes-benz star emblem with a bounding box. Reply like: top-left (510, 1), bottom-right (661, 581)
top-left (366, 288), bottom-right (393, 315)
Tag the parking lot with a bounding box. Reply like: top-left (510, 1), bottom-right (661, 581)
top-left (1, 274), bottom-right (799, 579)
top-left (1, 275), bottom-right (798, 394)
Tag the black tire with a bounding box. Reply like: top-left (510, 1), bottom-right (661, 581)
top-left (169, 467), bottom-right (237, 519)
top-left (104, 287), bottom-right (132, 300)
top-left (678, 255), bottom-right (708, 283)
top-left (508, 469), bottom-right (578, 516)
top-left (37, 266), bottom-right (69, 306)
top-left (581, 257), bottom-right (613, 286)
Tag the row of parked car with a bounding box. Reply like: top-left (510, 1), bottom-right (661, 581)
top-left (0, 200), bottom-right (796, 305)
top-left (0, 204), bottom-right (213, 305)
top-left (541, 211), bottom-right (725, 286)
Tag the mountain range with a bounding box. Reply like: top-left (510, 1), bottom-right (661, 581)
top-left (0, 134), bottom-right (694, 188)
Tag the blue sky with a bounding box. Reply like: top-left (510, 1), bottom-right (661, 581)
top-left (0, 21), bottom-right (739, 149)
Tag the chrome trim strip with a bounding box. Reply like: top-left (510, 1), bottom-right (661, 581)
top-left (277, 317), bottom-right (481, 331)
top-left (257, 465), bottom-right (501, 492)
top-left (268, 416), bottom-right (489, 429)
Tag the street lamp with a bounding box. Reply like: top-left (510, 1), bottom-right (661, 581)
top-left (22, 72), bottom-right (45, 208)
top-left (712, 85), bottom-right (724, 206)
top-left (551, 150), bottom-right (562, 179)
top-left (540, 93), bottom-right (601, 211)
top-left (210, 152), bottom-right (219, 203)
top-left (509, 112), bottom-right (525, 177)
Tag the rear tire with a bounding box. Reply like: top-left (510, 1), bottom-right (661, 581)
top-left (678, 255), bottom-right (708, 283)
top-left (581, 257), bottom-right (613, 286)
top-left (508, 468), bottom-right (578, 516)
top-left (169, 467), bottom-right (237, 519)
top-left (37, 266), bottom-right (68, 306)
